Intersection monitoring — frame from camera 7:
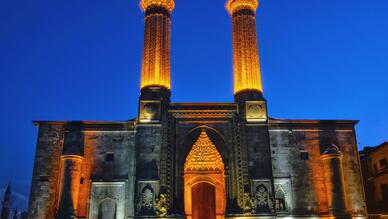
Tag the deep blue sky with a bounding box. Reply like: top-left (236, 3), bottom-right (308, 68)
top-left (0, 0), bottom-right (387, 204)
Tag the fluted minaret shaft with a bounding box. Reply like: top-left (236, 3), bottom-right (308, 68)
top-left (140, 0), bottom-right (175, 90)
top-left (227, 0), bottom-right (263, 95)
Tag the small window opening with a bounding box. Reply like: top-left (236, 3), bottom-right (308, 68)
top-left (300, 151), bottom-right (309, 160)
top-left (105, 153), bottom-right (115, 162)
top-left (39, 175), bottom-right (49, 182)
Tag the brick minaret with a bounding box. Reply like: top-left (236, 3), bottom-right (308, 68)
top-left (1, 184), bottom-right (11, 219)
top-left (226, 0), bottom-right (263, 101)
top-left (139, 0), bottom-right (174, 93)
top-left (226, 1), bottom-right (274, 213)
top-left (138, 0), bottom-right (175, 123)
top-left (136, 1), bottom-right (175, 217)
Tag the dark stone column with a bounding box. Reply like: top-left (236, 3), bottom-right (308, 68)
top-left (321, 144), bottom-right (350, 217)
top-left (56, 123), bottom-right (84, 219)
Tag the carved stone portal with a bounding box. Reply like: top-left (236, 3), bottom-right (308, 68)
top-left (88, 182), bottom-right (126, 219)
top-left (184, 131), bottom-right (226, 219)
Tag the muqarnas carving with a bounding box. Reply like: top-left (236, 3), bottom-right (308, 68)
top-left (251, 180), bottom-right (275, 213)
top-left (136, 181), bottom-right (160, 215)
top-left (88, 182), bottom-right (126, 219)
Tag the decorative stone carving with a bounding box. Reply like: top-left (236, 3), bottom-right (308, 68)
top-left (136, 181), bottom-right (159, 215)
top-left (142, 185), bottom-right (154, 211)
top-left (88, 182), bottom-right (126, 219)
top-left (183, 130), bottom-right (226, 219)
top-left (274, 178), bottom-right (292, 212)
top-left (245, 101), bottom-right (267, 122)
top-left (242, 192), bottom-right (254, 214)
top-left (233, 118), bottom-right (249, 208)
top-left (184, 131), bottom-right (224, 172)
top-left (251, 180), bottom-right (275, 213)
top-left (98, 198), bottom-right (117, 219)
top-left (254, 184), bottom-right (269, 206)
top-left (155, 193), bottom-right (168, 217)
top-left (139, 101), bottom-right (161, 123)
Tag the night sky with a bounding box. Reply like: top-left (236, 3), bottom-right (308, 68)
top-left (0, 0), bottom-right (387, 207)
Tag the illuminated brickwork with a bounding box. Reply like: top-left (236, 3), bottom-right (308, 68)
top-left (140, 0), bottom-right (175, 13)
top-left (184, 131), bottom-right (224, 172)
top-left (27, 1), bottom-right (368, 219)
top-left (227, 0), bottom-right (263, 94)
top-left (226, 0), bottom-right (258, 15)
top-left (184, 131), bottom-right (226, 219)
top-left (140, 0), bottom-right (174, 90)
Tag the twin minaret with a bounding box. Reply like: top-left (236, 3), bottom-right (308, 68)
top-left (139, 0), bottom-right (263, 99)
top-left (140, 0), bottom-right (174, 90)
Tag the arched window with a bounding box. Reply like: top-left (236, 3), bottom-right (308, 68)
top-left (140, 184), bottom-right (155, 214)
top-left (275, 185), bottom-right (287, 211)
top-left (98, 198), bottom-right (117, 219)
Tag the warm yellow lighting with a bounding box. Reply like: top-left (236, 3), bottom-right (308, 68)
top-left (140, 0), bottom-right (175, 13)
top-left (140, 0), bottom-right (173, 90)
top-left (226, 0), bottom-right (258, 15)
top-left (184, 131), bottom-right (226, 219)
top-left (184, 131), bottom-right (224, 172)
top-left (57, 155), bottom-right (83, 215)
top-left (227, 0), bottom-right (263, 94)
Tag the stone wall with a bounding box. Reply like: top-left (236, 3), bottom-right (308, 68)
top-left (81, 129), bottom-right (136, 218)
top-left (28, 124), bottom-right (63, 219)
top-left (269, 121), bottom-right (366, 217)
top-left (27, 112), bottom-right (367, 218)
top-left (28, 122), bottom-right (137, 218)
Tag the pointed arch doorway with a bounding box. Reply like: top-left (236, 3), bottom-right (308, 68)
top-left (184, 131), bottom-right (226, 219)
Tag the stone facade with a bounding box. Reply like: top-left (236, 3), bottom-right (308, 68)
top-left (28, 123), bottom-right (136, 218)
top-left (27, 0), bottom-right (367, 218)
top-left (27, 108), bottom-right (367, 218)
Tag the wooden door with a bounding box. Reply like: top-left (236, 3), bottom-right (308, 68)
top-left (191, 182), bottom-right (216, 219)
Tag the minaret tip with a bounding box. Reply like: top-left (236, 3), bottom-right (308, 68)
top-left (227, 0), bottom-right (263, 97)
top-left (140, 0), bottom-right (175, 13)
top-left (226, 0), bottom-right (258, 15)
